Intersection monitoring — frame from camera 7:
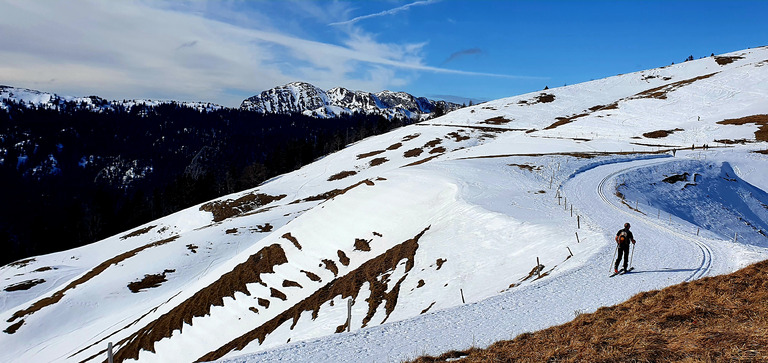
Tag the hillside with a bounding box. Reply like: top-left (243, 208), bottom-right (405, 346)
top-left (2, 47), bottom-right (768, 363)
top-left (413, 258), bottom-right (768, 362)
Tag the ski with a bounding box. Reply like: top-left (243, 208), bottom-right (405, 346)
top-left (620, 267), bottom-right (635, 275)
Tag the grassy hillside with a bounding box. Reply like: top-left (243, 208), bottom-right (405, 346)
top-left (414, 259), bottom-right (768, 362)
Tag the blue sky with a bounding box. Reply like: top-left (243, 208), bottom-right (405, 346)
top-left (1, 0), bottom-right (766, 106)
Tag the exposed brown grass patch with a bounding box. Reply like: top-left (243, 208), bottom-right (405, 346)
top-left (225, 228), bottom-right (238, 234)
top-left (301, 270), bottom-right (321, 282)
top-left (717, 114), bottom-right (768, 142)
top-left (33, 266), bottom-right (53, 272)
top-left (354, 238), bottom-right (371, 252)
top-left (413, 259), bottom-right (768, 363)
top-left (356, 150), bottom-right (385, 159)
top-left (337, 250), bottom-right (350, 266)
top-left (435, 258), bottom-right (447, 270)
top-left (7, 258), bottom-right (35, 268)
top-left (3, 320), bottom-right (23, 334)
top-left (251, 223), bottom-right (273, 233)
top-left (643, 128), bottom-right (684, 138)
top-left (282, 233), bottom-right (302, 250)
top-left (200, 193), bottom-right (286, 222)
top-left (270, 288), bottom-right (287, 301)
top-left (258, 298), bottom-right (270, 308)
top-left (634, 73), bottom-right (718, 100)
top-left (5, 235), bottom-right (180, 333)
top-left (296, 179), bottom-right (376, 203)
top-left (322, 259), bottom-right (339, 276)
top-left (197, 227), bottom-right (430, 362)
top-left (714, 55), bottom-right (744, 65)
top-left (127, 269), bottom-right (174, 293)
top-left (482, 116), bottom-right (511, 125)
top-left (424, 138), bottom-right (443, 148)
top-left (403, 155), bottom-right (441, 167)
top-left (186, 244), bottom-right (198, 253)
top-left (420, 302), bottom-right (436, 314)
top-left (4, 279), bottom-right (45, 292)
top-left (754, 149), bottom-right (768, 155)
top-left (402, 133), bottom-right (420, 142)
top-left (447, 131), bottom-right (470, 142)
top-left (369, 157), bottom-right (388, 167)
top-left (544, 113), bottom-right (590, 130)
top-left (404, 148), bottom-right (424, 158)
top-left (715, 138), bottom-right (753, 145)
top-left (110, 243), bottom-right (287, 362)
top-left (519, 93), bottom-right (556, 105)
top-left (430, 146), bottom-right (446, 154)
top-left (120, 225), bottom-right (156, 240)
top-left (328, 170), bottom-right (357, 181)
top-left (387, 142), bottom-right (403, 150)
top-left (282, 280), bottom-right (302, 289)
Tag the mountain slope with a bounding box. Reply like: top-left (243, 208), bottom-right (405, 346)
top-left (2, 47), bottom-right (768, 363)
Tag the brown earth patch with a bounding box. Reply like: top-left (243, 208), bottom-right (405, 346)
top-left (8, 258), bottom-right (35, 268)
top-left (369, 157), bottom-right (388, 167)
top-left (5, 235), bottom-right (180, 333)
top-left (404, 148), bottom-right (423, 158)
top-left (252, 223), bottom-right (273, 233)
top-left (544, 112), bottom-right (590, 130)
top-left (270, 288), bottom-right (287, 301)
top-left (328, 170), bottom-right (358, 181)
top-left (296, 179), bottom-right (376, 203)
top-left (186, 244), bottom-right (198, 253)
top-left (643, 128), bottom-right (684, 138)
top-left (197, 227), bottom-right (430, 362)
top-left (754, 149), bottom-right (768, 155)
top-left (337, 250), bottom-right (350, 266)
top-left (357, 150), bottom-right (385, 159)
top-left (225, 228), bottom-right (238, 234)
top-left (387, 142), bottom-right (403, 150)
top-left (715, 138), bottom-right (752, 145)
top-left (109, 243), bottom-right (287, 362)
top-left (403, 155), bottom-right (441, 167)
top-left (4, 279), bottom-right (45, 292)
top-left (447, 131), bottom-right (470, 142)
top-left (249, 307), bottom-right (259, 314)
top-left (121, 225), bottom-right (156, 240)
top-left (634, 73), bottom-right (718, 100)
top-left (200, 193), bottom-right (287, 222)
top-left (322, 259), bottom-right (339, 277)
top-left (420, 302), bottom-right (436, 314)
top-left (436, 258), bottom-right (447, 270)
top-left (128, 269), bottom-right (175, 293)
top-left (402, 133), bottom-right (420, 142)
top-left (430, 146), bottom-right (446, 154)
top-left (258, 298), bottom-right (270, 308)
top-left (33, 266), bottom-right (53, 272)
top-left (482, 116), bottom-right (511, 125)
top-left (354, 239), bottom-right (372, 252)
top-left (424, 138), bottom-right (443, 148)
top-left (417, 280), bottom-right (425, 288)
top-left (301, 270), bottom-right (322, 282)
top-left (714, 55), bottom-right (744, 65)
top-left (3, 320), bottom-right (23, 334)
top-left (283, 280), bottom-right (302, 288)
top-left (519, 93), bottom-right (556, 105)
top-left (413, 259), bottom-right (768, 363)
top-left (282, 233), bottom-right (302, 250)
top-left (717, 114), bottom-right (768, 142)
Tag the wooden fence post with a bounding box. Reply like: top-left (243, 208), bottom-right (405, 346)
top-left (575, 232), bottom-right (580, 243)
top-left (577, 215), bottom-right (580, 229)
top-left (460, 289), bottom-right (466, 304)
top-left (567, 246), bottom-right (573, 257)
top-left (108, 342), bottom-right (114, 363)
top-left (536, 257), bottom-right (541, 277)
top-left (347, 298), bottom-right (352, 332)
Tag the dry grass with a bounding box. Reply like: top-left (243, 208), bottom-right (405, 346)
top-left (328, 170), bottom-right (357, 181)
top-left (404, 148), bottom-right (424, 158)
top-left (403, 155), bottom-right (441, 167)
top-left (281, 233), bottom-right (302, 250)
top-left (356, 150), bottom-right (385, 159)
top-left (197, 227), bottom-right (430, 362)
top-left (127, 269), bottom-right (174, 293)
top-left (634, 73), bottom-right (718, 100)
top-left (482, 116), bottom-right (512, 125)
top-left (715, 55), bottom-right (744, 65)
top-left (644, 128), bottom-right (684, 139)
top-left (120, 225), bottom-right (156, 240)
top-left (369, 157), bottom-right (389, 167)
top-left (7, 258), bottom-right (35, 268)
top-left (435, 258), bottom-right (447, 270)
top-left (717, 114), bottom-right (768, 142)
top-left (3, 279), bottom-right (45, 292)
top-left (387, 142), bottom-right (403, 150)
top-left (5, 235), bottom-right (180, 333)
top-left (110, 243), bottom-right (288, 362)
top-left (295, 179), bottom-right (376, 204)
top-left (402, 133), bottom-right (421, 142)
top-left (414, 259), bottom-right (768, 363)
top-left (354, 238), bottom-right (372, 252)
top-left (337, 250), bottom-right (350, 266)
top-left (509, 163), bottom-right (541, 172)
top-left (200, 193), bottom-right (287, 222)
top-left (424, 138), bottom-right (443, 148)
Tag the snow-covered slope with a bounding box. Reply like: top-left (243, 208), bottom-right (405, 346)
top-left (2, 47), bottom-right (768, 363)
top-left (240, 82), bottom-right (461, 119)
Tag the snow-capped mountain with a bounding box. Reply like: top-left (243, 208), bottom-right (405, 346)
top-left (240, 82), bottom-right (462, 119)
top-left (2, 47), bottom-right (768, 363)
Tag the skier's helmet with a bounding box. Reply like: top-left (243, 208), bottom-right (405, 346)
top-left (624, 222), bottom-right (630, 228)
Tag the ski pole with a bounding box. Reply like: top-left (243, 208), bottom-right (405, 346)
top-left (629, 243), bottom-right (635, 269)
top-left (610, 243), bottom-right (618, 272)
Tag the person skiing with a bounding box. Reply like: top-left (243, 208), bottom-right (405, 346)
top-left (614, 222), bottom-right (636, 273)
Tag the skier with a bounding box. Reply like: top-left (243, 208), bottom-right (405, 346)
top-left (614, 222), bottom-right (636, 274)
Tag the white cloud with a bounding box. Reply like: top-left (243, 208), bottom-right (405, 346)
top-left (329, 0), bottom-right (441, 26)
top-left (0, 0), bottom-right (540, 107)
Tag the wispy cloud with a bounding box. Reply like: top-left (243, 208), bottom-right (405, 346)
top-left (329, 0), bottom-right (440, 26)
top-left (443, 48), bottom-right (483, 65)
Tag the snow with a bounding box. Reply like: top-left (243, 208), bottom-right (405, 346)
top-left (2, 46), bottom-right (768, 363)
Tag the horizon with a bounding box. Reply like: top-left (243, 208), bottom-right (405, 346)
top-left (1, 0), bottom-right (767, 107)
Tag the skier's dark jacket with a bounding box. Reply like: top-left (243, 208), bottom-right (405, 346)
top-left (616, 228), bottom-right (634, 245)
